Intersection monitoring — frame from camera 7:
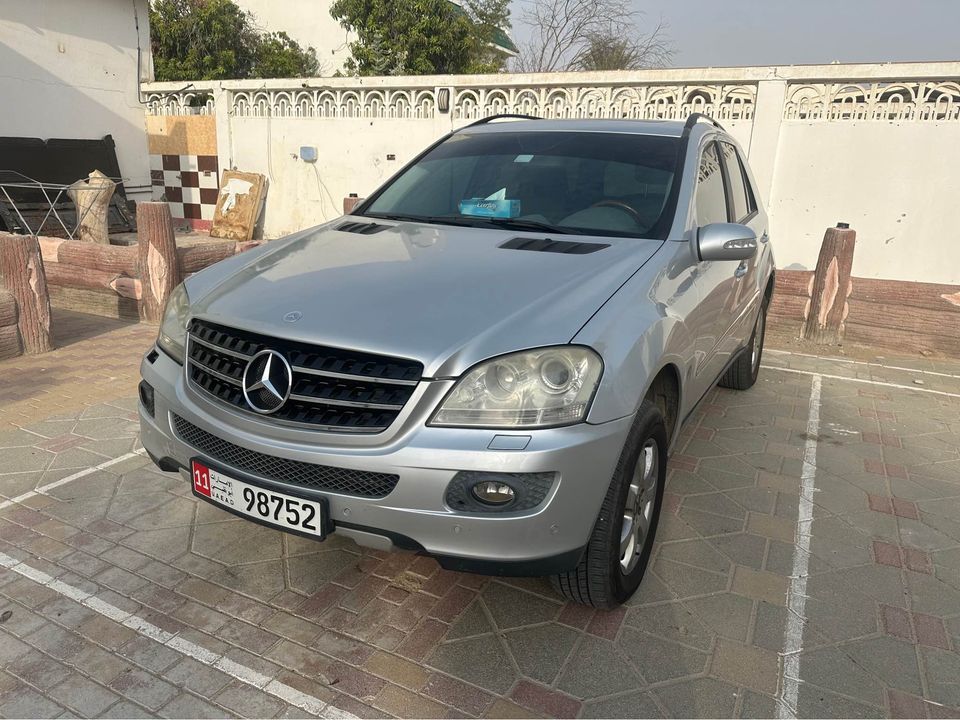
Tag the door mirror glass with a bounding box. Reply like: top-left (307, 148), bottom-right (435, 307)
top-left (697, 222), bottom-right (757, 261)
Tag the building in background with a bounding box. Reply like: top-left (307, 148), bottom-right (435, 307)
top-left (0, 0), bottom-right (153, 203)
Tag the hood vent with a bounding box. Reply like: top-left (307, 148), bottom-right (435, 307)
top-left (500, 237), bottom-right (609, 255)
top-left (336, 221), bottom-right (389, 235)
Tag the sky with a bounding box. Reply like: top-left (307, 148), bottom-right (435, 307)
top-left (508, 0), bottom-right (960, 68)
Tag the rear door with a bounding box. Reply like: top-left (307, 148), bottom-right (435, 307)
top-left (718, 141), bottom-right (764, 349)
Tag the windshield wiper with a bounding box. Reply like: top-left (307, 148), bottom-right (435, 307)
top-left (362, 213), bottom-right (581, 235)
top-left (479, 217), bottom-right (581, 235)
top-left (362, 213), bottom-right (483, 229)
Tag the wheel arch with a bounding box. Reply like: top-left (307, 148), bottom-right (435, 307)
top-left (643, 362), bottom-right (683, 452)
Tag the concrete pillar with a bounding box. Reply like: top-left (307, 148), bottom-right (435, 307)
top-left (213, 84), bottom-right (233, 174)
top-left (746, 79), bottom-right (787, 206)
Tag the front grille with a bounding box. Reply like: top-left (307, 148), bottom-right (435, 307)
top-left (186, 319), bottom-right (422, 433)
top-left (172, 414), bottom-right (399, 498)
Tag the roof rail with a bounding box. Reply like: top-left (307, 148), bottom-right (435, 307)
top-left (460, 113), bottom-right (540, 129)
top-left (683, 113), bottom-right (726, 132)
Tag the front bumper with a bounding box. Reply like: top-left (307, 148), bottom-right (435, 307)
top-left (139, 347), bottom-right (633, 575)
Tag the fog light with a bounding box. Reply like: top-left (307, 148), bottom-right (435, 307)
top-left (471, 481), bottom-right (515, 506)
top-left (139, 380), bottom-right (155, 418)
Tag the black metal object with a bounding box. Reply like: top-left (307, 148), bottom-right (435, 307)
top-left (0, 135), bottom-right (134, 235)
top-left (461, 113), bottom-right (541, 129)
top-left (499, 237), bottom-right (609, 255)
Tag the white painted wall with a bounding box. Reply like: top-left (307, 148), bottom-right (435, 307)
top-left (227, 117), bottom-right (442, 231)
top-left (235, 0), bottom-right (352, 75)
top-left (0, 0), bottom-right (153, 200)
top-left (144, 63), bottom-right (960, 284)
top-left (768, 121), bottom-right (960, 282)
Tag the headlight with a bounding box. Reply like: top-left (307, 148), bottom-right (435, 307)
top-left (157, 283), bottom-right (190, 363)
top-left (430, 347), bottom-right (602, 429)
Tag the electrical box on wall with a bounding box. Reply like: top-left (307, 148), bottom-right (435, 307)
top-left (299, 146), bottom-right (318, 163)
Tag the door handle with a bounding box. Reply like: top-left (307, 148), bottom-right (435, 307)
top-left (734, 261), bottom-right (749, 278)
top-left (759, 231), bottom-right (769, 244)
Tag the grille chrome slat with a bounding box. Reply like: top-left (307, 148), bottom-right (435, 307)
top-left (186, 319), bottom-right (423, 432)
top-left (288, 394), bottom-right (404, 411)
top-left (172, 414), bottom-right (399, 498)
top-left (188, 333), bottom-right (254, 360)
top-left (292, 364), bottom-right (419, 387)
top-left (189, 358), bottom-right (242, 387)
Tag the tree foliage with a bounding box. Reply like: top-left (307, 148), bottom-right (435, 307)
top-left (329, 0), bottom-right (511, 76)
top-left (151, 0), bottom-right (320, 81)
top-left (515, 0), bottom-right (673, 73)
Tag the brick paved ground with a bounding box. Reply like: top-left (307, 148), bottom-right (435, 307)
top-left (1, 311), bottom-right (959, 718)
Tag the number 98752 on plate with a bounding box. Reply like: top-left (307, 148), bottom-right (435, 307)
top-left (191, 459), bottom-right (328, 539)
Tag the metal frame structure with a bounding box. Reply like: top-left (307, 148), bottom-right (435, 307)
top-left (0, 170), bottom-right (125, 239)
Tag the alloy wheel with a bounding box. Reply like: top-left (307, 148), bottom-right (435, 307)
top-left (619, 439), bottom-right (659, 574)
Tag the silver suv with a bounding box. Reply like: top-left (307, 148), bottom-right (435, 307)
top-left (140, 114), bottom-right (775, 607)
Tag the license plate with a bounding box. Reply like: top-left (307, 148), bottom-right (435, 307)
top-left (191, 459), bottom-right (328, 539)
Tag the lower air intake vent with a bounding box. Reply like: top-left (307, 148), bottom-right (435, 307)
top-left (172, 414), bottom-right (399, 498)
top-left (500, 237), bottom-right (609, 254)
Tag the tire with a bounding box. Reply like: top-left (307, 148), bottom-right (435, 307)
top-left (718, 299), bottom-right (768, 391)
top-left (551, 400), bottom-right (667, 608)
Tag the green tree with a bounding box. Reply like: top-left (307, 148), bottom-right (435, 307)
top-left (151, 0), bottom-right (320, 81)
top-left (575, 31), bottom-right (672, 72)
top-left (330, 0), bottom-right (511, 76)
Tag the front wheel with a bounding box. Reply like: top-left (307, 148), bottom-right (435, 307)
top-left (551, 400), bottom-right (667, 608)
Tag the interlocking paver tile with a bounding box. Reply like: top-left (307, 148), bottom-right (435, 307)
top-left (48, 672), bottom-right (122, 716)
top-left (109, 668), bottom-right (179, 711)
top-left (510, 679), bottom-right (581, 719)
top-left (373, 683), bottom-right (447, 717)
top-left (427, 634), bottom-right (516, 694)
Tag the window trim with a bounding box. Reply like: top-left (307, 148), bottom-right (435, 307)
top-left (718, 140), bottom-right (758, 225)
top-left (694, 139), bottom-right (732, 227)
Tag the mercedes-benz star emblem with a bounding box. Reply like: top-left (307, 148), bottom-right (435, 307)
top-left (242, 349), bottom-right (293, 414)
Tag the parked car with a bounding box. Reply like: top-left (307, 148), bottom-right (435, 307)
top-left (140, 114), bottom-right (775, 607)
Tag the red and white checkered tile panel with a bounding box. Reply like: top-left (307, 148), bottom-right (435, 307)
top-left (149, 154), bottom-right (219, 231)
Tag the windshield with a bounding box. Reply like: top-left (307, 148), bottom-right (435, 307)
top-left (361, 130), bottom-right (680, 239)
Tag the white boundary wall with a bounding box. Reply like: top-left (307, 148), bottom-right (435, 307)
top-left (143, 63), bottom-right (960, 284)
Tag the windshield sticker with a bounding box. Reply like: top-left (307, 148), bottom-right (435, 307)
top-left (459, 188), bottom-right (520, 218)
top-left (514, 154), bottom-right (534, 163)
top-left (459, 197), bottom-right (521, 218)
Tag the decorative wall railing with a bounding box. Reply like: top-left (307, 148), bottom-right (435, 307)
top-left (144, 90), bottom-right (215, 116)
top-left (783, 81), bottom-right (960, 121)
top-left (230, 88), bottom-right (437, 119)
top-left (450, 84), bottom-right (756, 121)
top-left (142, 65), bottom-right (960, 124)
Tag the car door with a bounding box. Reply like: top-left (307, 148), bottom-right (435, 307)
top-left (687, 139), bottom-right (740, 401)
top-left (718, 141), bottom-right (766, 350)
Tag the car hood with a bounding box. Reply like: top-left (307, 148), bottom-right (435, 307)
top-left (188, 221), bottom-right (663, 377)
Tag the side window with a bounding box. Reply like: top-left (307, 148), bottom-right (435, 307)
top-left (719, 142), bottom-right (752, 222)
top-left (695, 142), bottom-right (728, 226)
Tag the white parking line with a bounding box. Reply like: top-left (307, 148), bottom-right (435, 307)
top-left (0, 551), bottom-right (355, 718)
top-left (0, 449), bottom-right (148, 512)
top-left (777, 373), bottom-right (822, 719)
top-left (762, 365), bottom-right (960, 399)
top-left (765, 349), bottom-right (960, 380)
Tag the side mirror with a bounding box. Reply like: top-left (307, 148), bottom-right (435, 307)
top-left (697, 223), bottom-right (757, 262)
